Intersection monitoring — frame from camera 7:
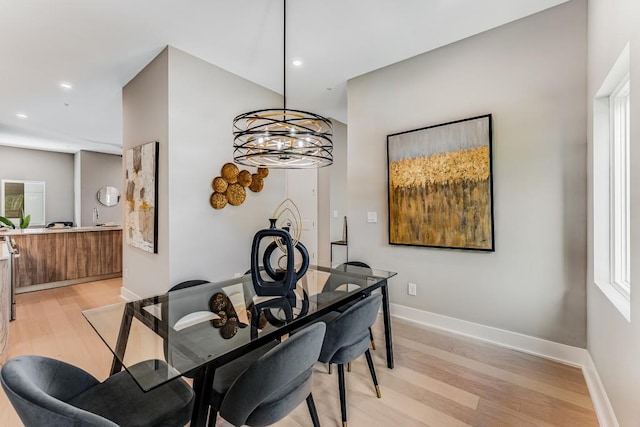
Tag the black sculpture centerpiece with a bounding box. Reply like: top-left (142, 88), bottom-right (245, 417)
top-left (250, 218), bottom-right (309, 296)
top-left (250, 198), bottom-right (309, 297)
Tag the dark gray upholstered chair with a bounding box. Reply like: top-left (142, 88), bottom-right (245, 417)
top-left (321, 261), bottom-right (376, 353)
top-left (1, 355), bottom-right (195, 427)
top-left (164, 279), bottom-right (212, 378)
top-left (336, 262), bottom-right (376, 350)
top-left (318, 294), bottom-right (382, 427)
top-left (208, 322), bottom-right (326, 427)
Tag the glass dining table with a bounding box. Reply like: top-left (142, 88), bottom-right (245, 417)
top-left (83, 263), bottom-right (396, 427)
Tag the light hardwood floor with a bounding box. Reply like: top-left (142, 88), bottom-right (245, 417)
top-left (0, 279), bottom-right (598, 427)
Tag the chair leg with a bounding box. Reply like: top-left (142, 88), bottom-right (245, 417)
top-left (306, 393), bottom-right (321, 427)
top-left (328, 363), bottom-right (332, 374)
top-left (347, 362), bottom-right (351, 372)
top-left (338, 364), bottom-right (347, 427)
top-left (369, 327), bottom-right (376, 350)
top-left (364, 349), bottom-right (381, 398)
top-left (207, 407), bottom-right (218, 427)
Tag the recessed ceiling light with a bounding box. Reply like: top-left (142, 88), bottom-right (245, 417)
top-left (16, 113), bottom-right (28, 119)
top-left (59, 82), bottom-right (73, 90)
top-left (292, 59), bottom-right (303, 67)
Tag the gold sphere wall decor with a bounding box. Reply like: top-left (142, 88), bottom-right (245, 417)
top-left (237, 170), bottom-right (252, 187)
top-left (226, 183), bottom-right (246, 206)
top-left (221, 162), bottom-right (239, 183)
top-left (212, 177), bottom-right (228, 193)
top-left (257, 167), bottom-right (269, 178)
top-left (210, 163), bottom-right (269, 209)
top-left (249, 174), bottom-right (264, 193)
top-left (210, 193), bottom-right (227, 210)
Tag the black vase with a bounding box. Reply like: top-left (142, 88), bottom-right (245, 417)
top-left (250, 219), bottom-right (309, 296)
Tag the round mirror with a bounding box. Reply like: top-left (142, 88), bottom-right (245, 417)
top-left (97, 186), bottom-right (120, 207)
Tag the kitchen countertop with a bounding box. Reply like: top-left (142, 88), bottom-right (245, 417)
top-left (0, 225), bottom-right (122, 236)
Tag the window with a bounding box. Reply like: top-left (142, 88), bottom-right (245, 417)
top-left (593, 44), bottom-right (631, 321)
top-left (0, 180), bottom-right (46, 227)
top-left (610, 77), bottom-right (630, 297)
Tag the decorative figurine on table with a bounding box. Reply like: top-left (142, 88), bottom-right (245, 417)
top-left (250, 198), bottom-right (309, 297)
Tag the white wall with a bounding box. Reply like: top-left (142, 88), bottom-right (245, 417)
top-left (167, 47), bottom-right (285, 285)
top-left (587, 0), bottom-right (640, 424)
top-left (122, 48), bottom-right (170, 298)
top-left (123, 47), bottom-right (286, 297)
top-left (77, 150), bottom-right (122, 226)
top-left (347, 0), bottom-right (587, 347)
top-left (0, 145), bottom-right (74, 224)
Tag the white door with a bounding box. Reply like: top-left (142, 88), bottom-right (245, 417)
top-left (286, 169), bottom-right (318, 265)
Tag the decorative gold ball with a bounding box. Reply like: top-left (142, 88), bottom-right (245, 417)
top-left (212, 177), bottom-right (228, 193)
top-left (237, 170), bottom-right (252, 187)
top-left (210, 192), bottom-right (227, 210)
top-left (226, 183), bottom-right (246, 206)
top-left (221, 162), bottom-right (239, 183)
top-left (257, 167), bottom-right (269, 178)
top-left (249, 174), bottom-right (264, 193)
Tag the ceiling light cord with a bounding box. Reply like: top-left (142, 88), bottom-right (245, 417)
top-left (283, 0), bottom-right (287, 110)
top-left (231, 0), bottom-right (333, 169)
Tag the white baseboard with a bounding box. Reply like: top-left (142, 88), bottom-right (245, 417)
top-left (390, 303), bottom-right (586, 367)
top-left (120, 286), bottom-right (141, 302)
top-left (582, 352), bottom-right (619, 427)
top-left (389, 303), bottom-right (618, 427)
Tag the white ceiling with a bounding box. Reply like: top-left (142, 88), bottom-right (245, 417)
top-left (0, 0), bottom-right (568, 155)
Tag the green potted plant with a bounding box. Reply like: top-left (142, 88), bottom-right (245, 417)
top-left (0, 209), bottom-right (30, 229)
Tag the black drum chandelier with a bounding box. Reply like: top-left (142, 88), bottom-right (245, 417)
top-left (232, 0), bottom-right (333, 169)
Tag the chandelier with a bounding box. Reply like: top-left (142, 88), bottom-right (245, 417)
top-left (232, 0), bottom-right (333, 169)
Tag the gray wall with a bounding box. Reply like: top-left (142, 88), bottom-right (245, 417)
top-left (123, 46), bottom-right (285, 298)
top-left (77, 150), bottom-right (123, 226)
top-left (0, 145), bottom-right (74, 224)
top-left (587, 0), bottom-right (640, 424)
top-left (346, 0), bottom-right (587, 347)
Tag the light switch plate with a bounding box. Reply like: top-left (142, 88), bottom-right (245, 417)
top-left (408, 283), bottom-right (417, 296)
top-left (333, 210), bottom-right (338, 218)
top-left (367, 212), bottom-right (378, 223)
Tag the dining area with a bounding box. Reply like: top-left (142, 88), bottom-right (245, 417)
top-left (0, 262), bottom-right (396, 427)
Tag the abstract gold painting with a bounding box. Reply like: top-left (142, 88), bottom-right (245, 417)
top-left (125, 141), bottom-right (159, 253)
top-left (387, 115), bottom-right (494, 251)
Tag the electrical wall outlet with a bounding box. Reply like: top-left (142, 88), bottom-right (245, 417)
top-left (367, 212), bottom-right (378, 223)
top-left (408, 282), bottom-right (417, 296)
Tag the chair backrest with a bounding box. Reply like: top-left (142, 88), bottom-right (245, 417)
top-left (319, 294), bottom-right (382, 363)
top-left (322, 261), bottom-right (373, 295)
top-left (219, 322), bottom-right (326, 426)
top-left (0, 355), bottom-right (117, 427)
top-left (163, 280), bottom-right (212, 375)
top-left (164, 279), bottom-right (212, 327)
top-left (342, 261), bottom-right (371, 269)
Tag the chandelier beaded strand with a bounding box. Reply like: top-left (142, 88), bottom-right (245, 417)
top-left (232, 0), bottom-right (333, 169)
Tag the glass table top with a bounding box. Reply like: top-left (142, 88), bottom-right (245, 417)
top-left (83, 263), bottom-right (396, 391)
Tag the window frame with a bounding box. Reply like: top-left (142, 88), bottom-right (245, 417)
top-left (593, 43), bottom-right (631, 321)
top-left (609, 76), bottom-right (630, 298)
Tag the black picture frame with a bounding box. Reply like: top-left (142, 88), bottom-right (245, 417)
top-left (386, 114), bottom-right (494, 251)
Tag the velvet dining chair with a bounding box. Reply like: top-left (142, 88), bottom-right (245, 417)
top-left (317, 294), bottom-right (383, 427)
top-left (1, 355), bottom-right (195, 427)
top-left (321, 261), bottom-right (377, 354)
top-left (207, 322), bottom-right (326, 427)
top-left (335, 262), bottom-right (376, 350)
